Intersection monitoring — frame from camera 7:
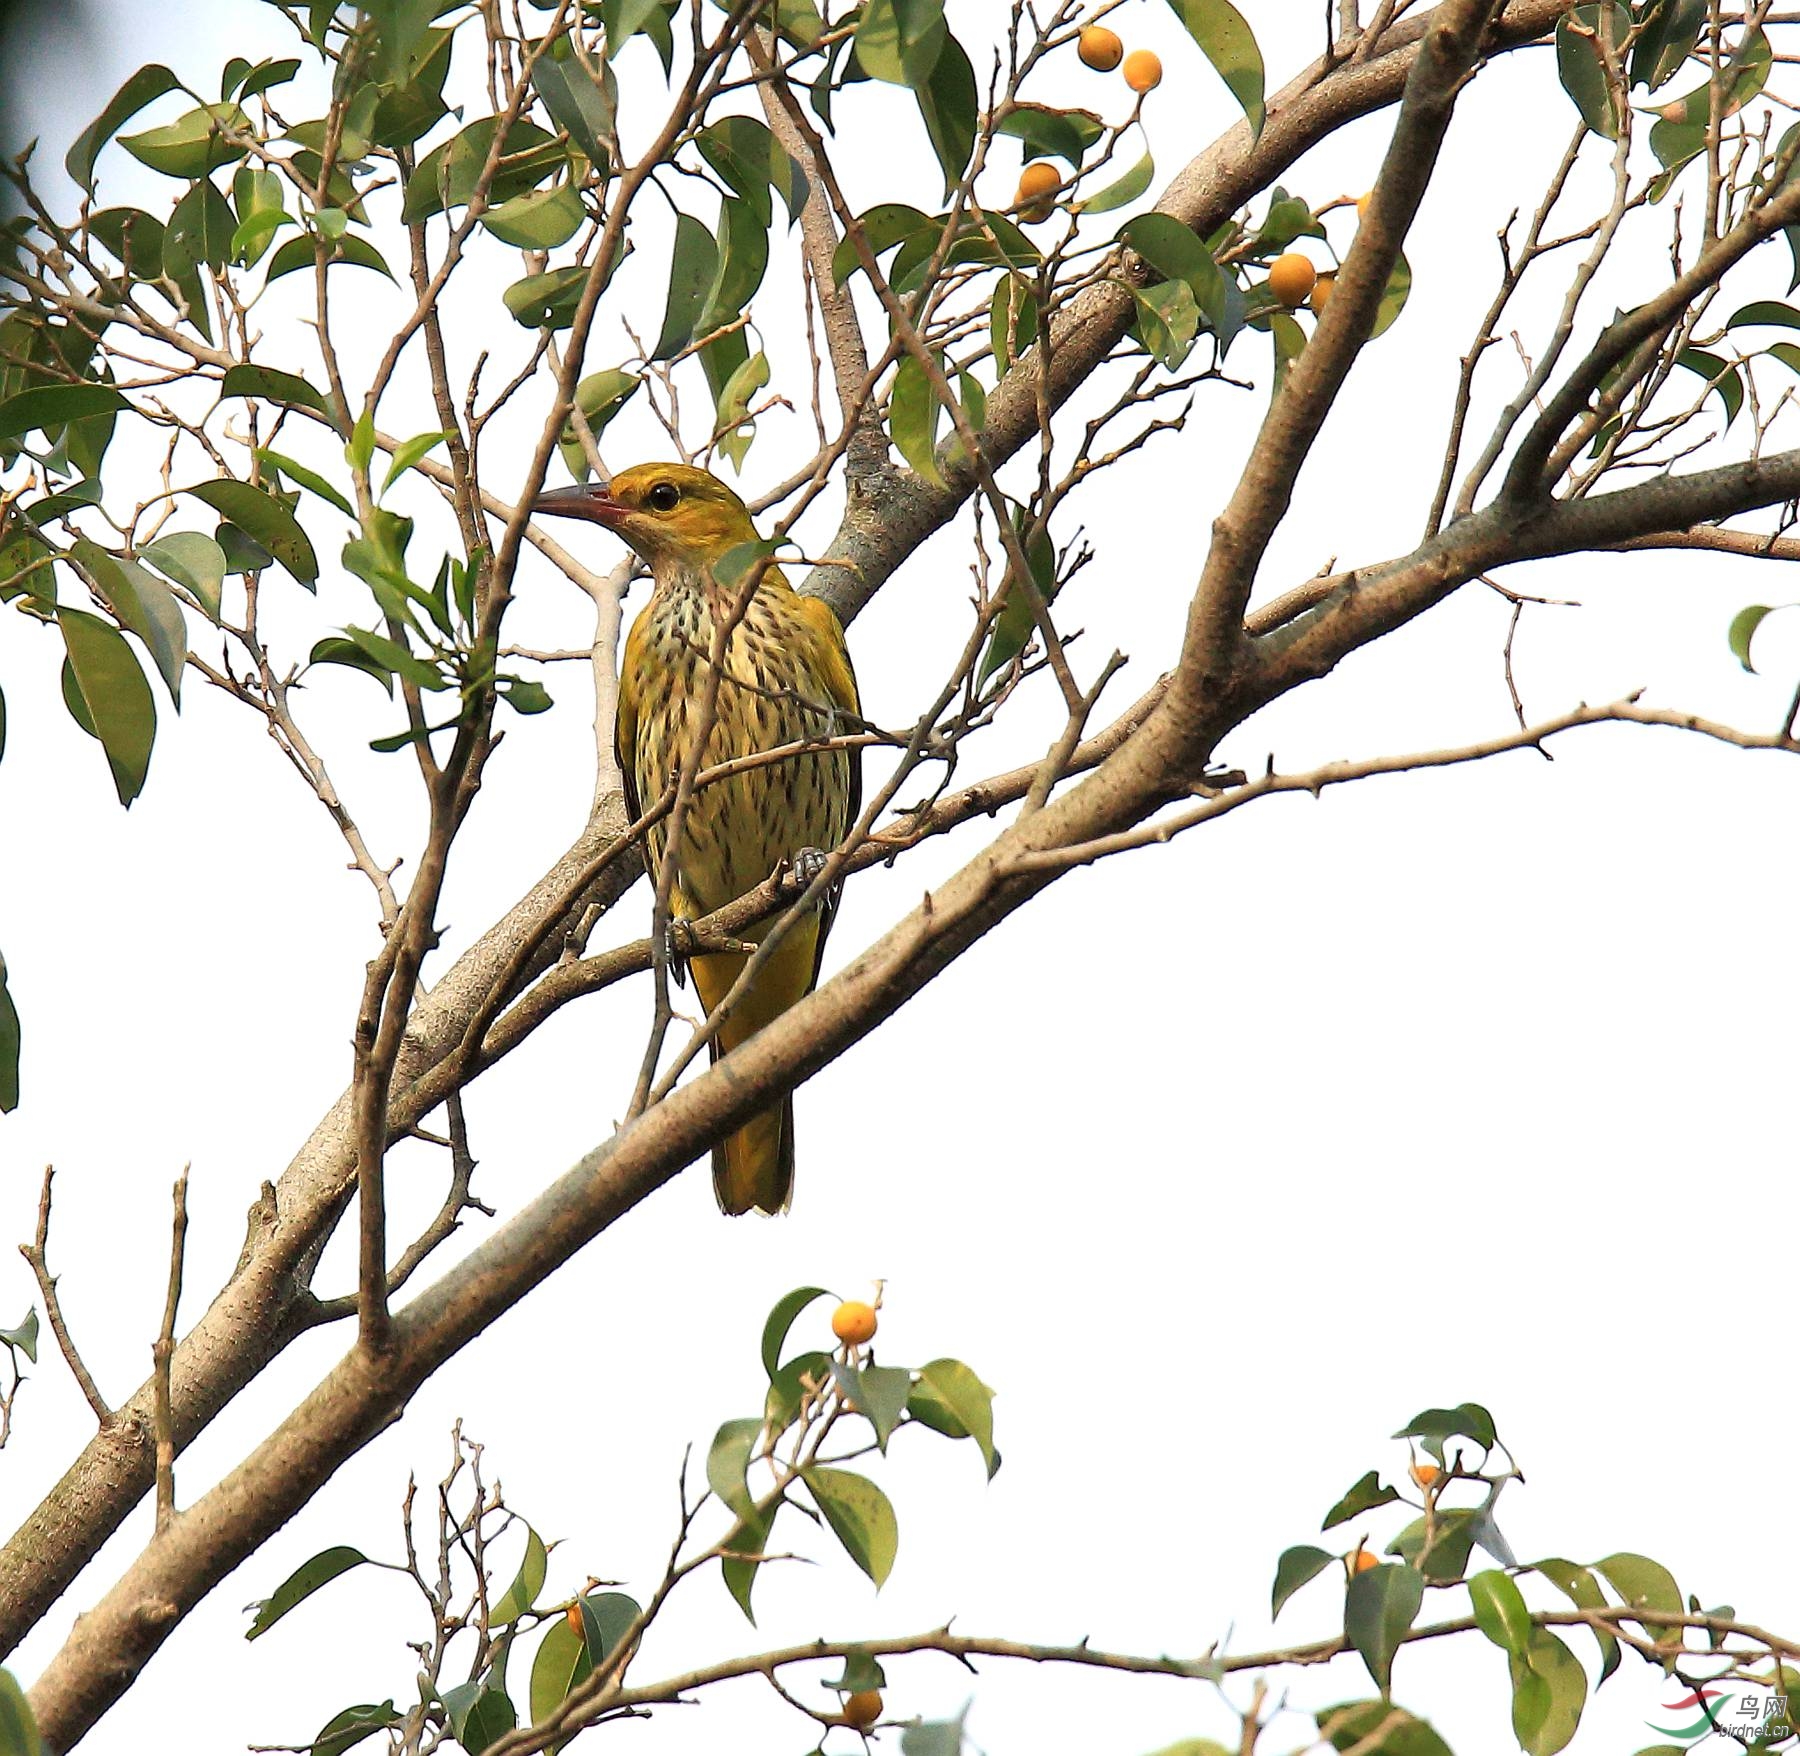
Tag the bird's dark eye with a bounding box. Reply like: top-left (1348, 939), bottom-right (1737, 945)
top-left (646, 481), bottom-right (681, 512)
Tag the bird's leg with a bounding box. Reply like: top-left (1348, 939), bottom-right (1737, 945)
top-left (664, 918), bottom-right (691, 988)
top-left (780, 846), bottom-right (831, 891)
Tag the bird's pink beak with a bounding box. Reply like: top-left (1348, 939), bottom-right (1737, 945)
top-left (532, 481), bottom-right (627, 524)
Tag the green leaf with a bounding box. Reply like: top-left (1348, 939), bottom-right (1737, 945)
top-left (652, 213), bottom-right (719, 360)
top-left (900, 1716), bottom-right (970, 1756)
top-left (0, 384), bottom-right (127, 442)
top-left (1119, 212), bottom-right (1224, 317)
top-left (698, 195), bottom-right (770, 334)
top-left (382, 430), bottom-right (451, 493)
top-left (1393, 1402), bottom-right (1497, 1462)
top-left (761, 1285), bottom-right (832, 1378)
top-left (309, 1701), bottom-right (400, 1756)
top-left (996, 104), bottom-right (1091, 168)
top-left (1081, 149), bottom-right (1153, 215)
top-left (1344, 1562), bottom-right (1424, 1695)
top-left (558, 369), bottom-right (640, 480)
top-left (245, 1546), bottom-right (369, 1639)
top-left (0, 1308), bottom-right (36, 1361)
top-left (1132, 280), bottom-right (1202, 369)
top-left (1165, 0), bottom-right (1264, 136)
top-left (1728, 601), bottom-right (1787, 671)
top-left (1470, 1567), bottom-right (1532, 1655)
top-left (503, 266), bottom-right (591, 331)
top-left (1272, 1545), bottom-right (1335, 1618)
top-left (1596, 1553), bottom-right (1682, 1650)
top-left (827, 1650), bottom-right (888, 1694)
top-left (697, 115), bottom-right (806, 229)
top-left (72, 540), bottom-right (187, 703)
top-left (1727, 299), bottom-right (1800, 332)
top-left (121, 103), bottom-right (250, 178)
top-left (907, 1358), bottom-right (997, 1476)
top-left (0, 956), bottom-right (19, 1114)
top-left (265, 233), bottom-right (396, 283)
top-left (1632, 0), bottom-right (1705, 91)
top-left (914, 29), bottom-right (977, 197)
top-left (532, 45), bottom-right (616, 168)
top-left (1316, 1700), bottom-right (1453, 1756)
top-left (363, 0), bottom-right (445, 84)
top-left (712, 348), bottom-right (769, 472)
top-left (58, 607), bottom-right (157, 806)
top-left (1387, 1507), bottom-right (1478, 1583)
top-left (489, 1524), bottom-right (547, 1625)
top-left (1510, 1629), bottom-right (1587, 1755)
top-left (978, 510), bottom-right (1056, 682)
top-left (1372, 252), bottom-right (1412, 339)
top-left (889, 353), bottom-right (945, 484)
top-left (183, 479), bottom-right (318, 585)
top-left (706, 1417), bottom-right (761, 1522)
top-left (220, 363), bottom-right (338, 427)
top-left (1674, 348), bottom-right (1743, 426)
top-left (163, 177), bottom-right (236, 277)
top-left (528, 1614), bottom-right (591, 1731)
top-left (856, 0), bottom-right (946, 87)
top-left (832, 203), bottom-right (931, 285)
top-left (765, 1349), bottom-right (832, 1430)
top-left (989, 274), bottom-right (1038, 375)
top-left (804, 1466), bottom-right (898, 1586)
top-left (403, 116), bottom-right (564, 224)
top-left (1322, 1469), bottom-right (1400, 1532)
top-left (66, 65), bottom-right (181, 191)
top-left (1653, 26), bottom-right (1771, 129)
top-left (259, 448), bottom-right (355, 518)
top-left (482, 183), bottom-right (584, 249)
top-left (442, 1682), bottom-right (515, 1753)
top-left (1534, 1557), bottom-right (1621, 1684)
top-left (234, 57), bottom-right (303, 101)
top-left (721, 1499), bottom-right (776, 1623)
top-left (600, 0), bottom-right (666, 55)
top-left (0, 1667), bottom-right (42, 1756)
top-left (1555, 5), bottom-right (1630, 139)
top-left (309, 636), bottom-right (396, 694)
top-left (835, 1363), bottom-right (912, 1450)
top-left (575, 1591), bottom-right (640, 1665)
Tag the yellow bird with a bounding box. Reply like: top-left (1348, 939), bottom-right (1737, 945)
top-left (533, 463), bottom-right (861, 1215)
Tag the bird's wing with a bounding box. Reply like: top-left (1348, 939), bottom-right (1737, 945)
top-left (790, 591), bottom-right (862, 985)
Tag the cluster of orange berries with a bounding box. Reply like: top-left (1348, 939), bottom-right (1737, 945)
top-left (1077, 23), bottom-right (1163, 92)
top-left (1268, 192), bottom-right (1375, 316)
top-left (1013, 22), bottom-right (1164, 221)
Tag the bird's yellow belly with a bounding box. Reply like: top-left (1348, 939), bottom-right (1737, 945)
top-left (629, 592), bottom-right (852, 924)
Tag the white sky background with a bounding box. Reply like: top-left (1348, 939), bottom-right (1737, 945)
top-left (1, 2), bottom-right (1798, 1753)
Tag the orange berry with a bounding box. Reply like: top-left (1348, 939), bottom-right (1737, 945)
top-left (832, 1299), bottom-right (878, 1346)
top-left (1309, 273), bottom-right (1335, 315)
top-left (1122, 48), bottom-right (1163, 93)
top-left (842, 1689), bottom-right (883, 1728)
top-left (1015, 159), bottom-right (1062, 223)
top-left (1078, 25), bottom-right (1124, 71)
top-left (1348, 1544), bottom-right (1381, 1575)
top-left (565, 1601), bottom-right (584, 1636)
top-left (1267, 252), bottom-right (1317, 306)
top-left (1410, 1460), bottom-right (1442, 1489)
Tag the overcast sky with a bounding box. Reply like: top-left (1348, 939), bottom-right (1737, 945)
top-left (2, 5), bottom-right (1797, 1755)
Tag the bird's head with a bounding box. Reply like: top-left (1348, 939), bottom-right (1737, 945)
top-left (532, 462), bottom-right (758, 570)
